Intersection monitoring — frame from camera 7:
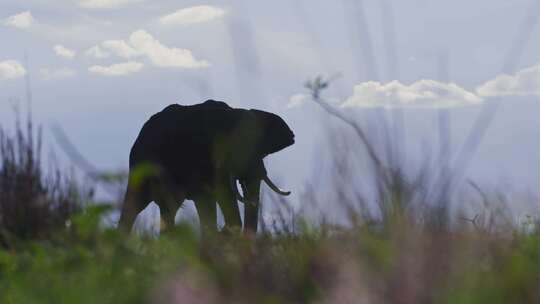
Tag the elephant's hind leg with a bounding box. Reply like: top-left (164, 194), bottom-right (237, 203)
top-left (158, 199), bottom-right (184, 231)
top-left (119, 181), bottom-right (150, 233)
top-left (154, 183), bottom-right (185, 232)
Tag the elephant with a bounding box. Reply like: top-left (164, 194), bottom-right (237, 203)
top-left (118, 100), bottom-right (295, 234)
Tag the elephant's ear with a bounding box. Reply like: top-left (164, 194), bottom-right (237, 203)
top-left (218, 109), bottom-right (266, 169)
top-left (249, 110), bottom-right (295, 156)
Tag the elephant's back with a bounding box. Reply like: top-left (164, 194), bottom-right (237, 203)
top-left (128, 103), bottom-right (235, 191)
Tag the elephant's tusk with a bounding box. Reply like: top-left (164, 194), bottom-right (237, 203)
top-left (263, 175), bottom-right (291, 196)
top-left (230, 176), bottom-right (246, 202)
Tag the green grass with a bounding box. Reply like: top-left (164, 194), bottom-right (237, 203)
top-left (2, 209), bottom-right (540, 304)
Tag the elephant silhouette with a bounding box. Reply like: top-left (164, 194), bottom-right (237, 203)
top-left (118, 100), bottom-right (295, 233)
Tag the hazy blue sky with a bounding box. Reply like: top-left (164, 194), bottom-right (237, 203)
top-left (1, 0), bottom-right (540, 221)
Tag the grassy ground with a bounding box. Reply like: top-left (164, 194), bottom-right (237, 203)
top-left (2, 213), bottom-right (540, 304)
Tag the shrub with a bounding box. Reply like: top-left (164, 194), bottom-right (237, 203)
top-left (0, 113), bottom-right (82, 247)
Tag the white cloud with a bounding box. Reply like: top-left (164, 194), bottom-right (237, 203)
top-left (3, 11), bottom-right (34, 29)
top-left (40, 68), bottom-right (77, 80)
top-left (159, 5), bottom-right (226, 26)
top-left (85, 45), bottom-right (110, 59)
top-left (88, 61), bottom-right (143, 76)
top-left (287, 94), bottom-right (309, 109)
top-left (88, 30), bottom-right (209, 69)
top-left (342, 80), bottom-right (483, 109)
top-left (476, 64), bottom-right (540, 97)
top-left (77, 0), bottom-right (143, 9)
top-left (101, 40), bottom-right (141, 58)
top-left (0, 60), bottom-right (26, 80)
top-left (128, 30), bottom-right (210, 68)
top-left (54, 45), bottom-right (76, 59)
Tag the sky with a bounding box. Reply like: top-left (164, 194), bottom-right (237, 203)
top-left (1, 0), bottom-right (540, 223)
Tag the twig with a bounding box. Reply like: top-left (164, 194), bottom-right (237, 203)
top-left (306, 77), bottom-right (384, 167)
top-left (459, 214), bottom-right (481, 231)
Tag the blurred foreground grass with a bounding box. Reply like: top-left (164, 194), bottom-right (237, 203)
top-left (2, 210), bottom-right (540, 304)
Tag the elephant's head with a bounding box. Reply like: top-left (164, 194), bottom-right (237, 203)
top-left (226, 109), bottom-right (295, 232)
top-left (249, 109), bottom-right (295, 156)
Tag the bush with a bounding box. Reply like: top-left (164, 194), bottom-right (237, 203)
top-left (0, 113), bottom-right (82, 247)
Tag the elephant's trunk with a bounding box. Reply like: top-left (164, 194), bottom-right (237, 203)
top-left (263, 175), bottom-right (291, 196)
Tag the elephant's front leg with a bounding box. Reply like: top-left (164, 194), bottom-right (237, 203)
top-left (194, 194), bottom-right (217, 235)
top-left (242, 179), bottom-right (261, 234)
top-left (216, 179), bottom-right (242, 232)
